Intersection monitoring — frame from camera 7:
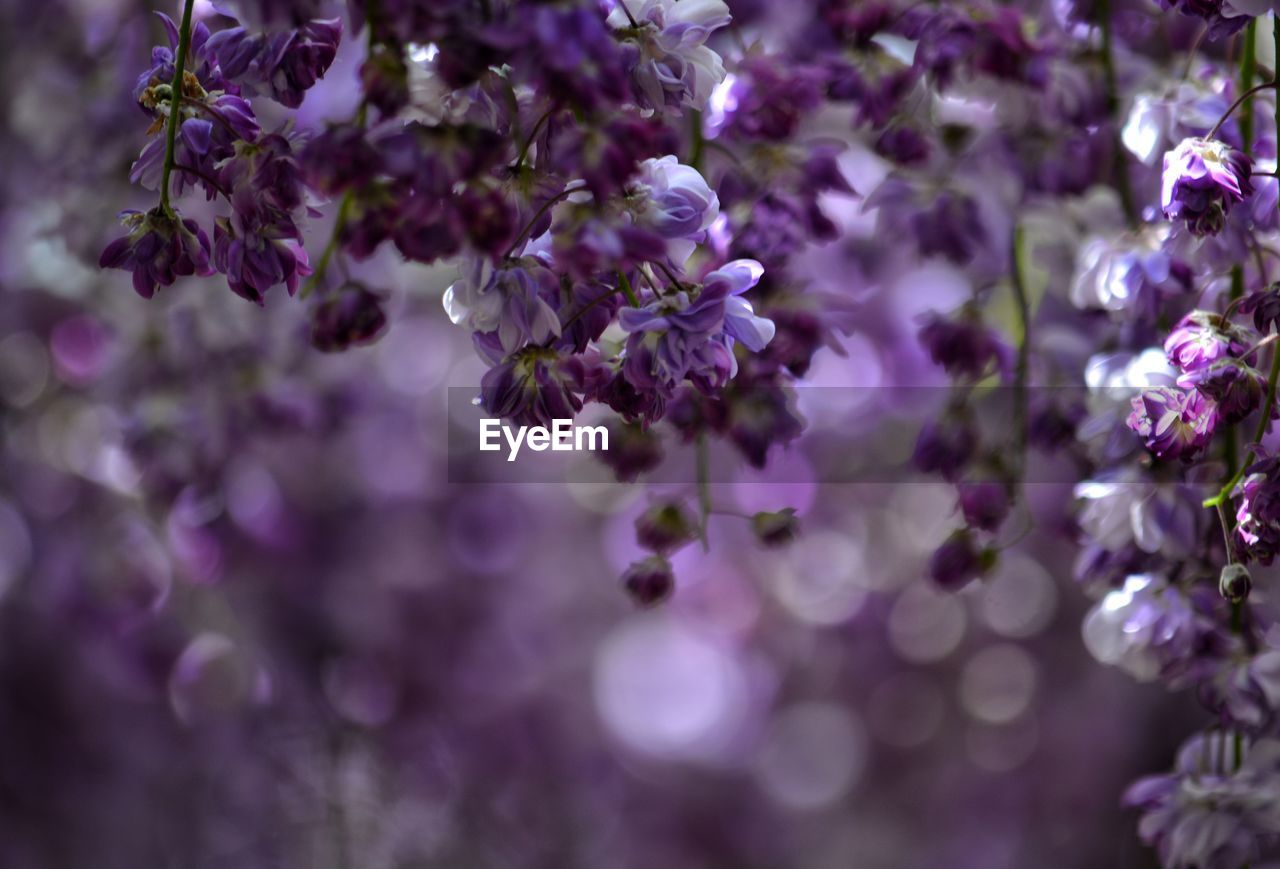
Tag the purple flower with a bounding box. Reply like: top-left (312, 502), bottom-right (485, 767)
top-left (928, 529), bottom-right (993, 590)
top-left (632, 155), bottom-right (719, 264)
top-left (1161, 137), bottom-right (1253, 236)
top-left (1240, 284), bottom-right (1280, 334)
top-left (99, 208), bottom-right (214, 299)
top-left (635, 500), bottom-right (699, 553)
top-left (1126, 386), bottom-right (1217, 461)
top-left (608, 0), bottom-right (732, 111)
top-left (619, 259), bottom-right (773, 393)
top-left (1235, 454), bottom-right (1280, 564)
top-left (1177, 358), bottom-right (1265, 425)
top-left (1069, 229), bottom-right (1192, 315)
top-left (1082, 574), bottom-right (1216, 683)
top-left (212, 210), bottom-right (312, 305)
top-left (912, 418), bottom-right (977, 480)
top-left (1164, 310), bottom-right (1254, 373)
top-left (310, 283), bottom-right (388, 352)
top-left (475, 341), bottom-right (595, 428)
top-left (621, 555), bottom-right (675, 606)
top-left (206, 18), bottom-right (342, 108)
top-left (301, 127), bottom-right (383, 196)
top-left (1125, 734), bottom-right (1280, 868)
top-left (910, 191), bottom-right (988, 265)
top-left (957, 481), bottom-right (1011, 532)
top-left (444, 257), bottom-right (561, 356)
top-left (1156, 0), bottom-right (1269, 39)
top-left (918, 313), bottom-right (1010, 381)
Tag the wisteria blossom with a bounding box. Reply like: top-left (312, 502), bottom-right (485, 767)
top-left (26, 0), bottom-right (1280, 865)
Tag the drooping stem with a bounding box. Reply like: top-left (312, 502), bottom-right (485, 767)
top-left (159, 0), bottom-right (198, 217)
top-left (1206, 81), bottom-right (1279, 140)
top-left (503, 184), bottom-right (587, 258)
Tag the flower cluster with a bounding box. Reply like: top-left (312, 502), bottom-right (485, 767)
top-left (100, 0), bottom-right (856, 603)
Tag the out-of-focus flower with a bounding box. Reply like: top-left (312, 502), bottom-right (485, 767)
top-left (1082, 574), bottom-right (1216, 682)
top-left (1126, 735), bottom-right (1280, 868)
top-left (750, 508), bottom-right (799, 547)
top-left (635, 500), bottom-right (699, 552)
top-left (310, 283), bottom-right (388, 352)
top-left (928, 529), bottom-right (994, 590)
top-left (621, 555), bottom-right (675, 606)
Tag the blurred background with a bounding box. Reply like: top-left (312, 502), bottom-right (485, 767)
top-left (0, 0), bottom-right (1202, 866)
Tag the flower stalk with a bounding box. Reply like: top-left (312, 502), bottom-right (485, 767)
top-left (158, 0), bottom-right (197, 217)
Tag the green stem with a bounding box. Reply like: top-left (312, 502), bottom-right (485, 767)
top-left (301, 190), bottom-right (354, 299)
top-left (503, 184), bottom-right (586, 258)
top-left (1010, 224), bottom-right (1031, 476)
top-left (1099, 0), bottom-right (1137, 227)
top-left (159, 0), bottom-right (198, 217)
top-left (1241, 20), bottom-right (1258, 154)
top-left (617, 270), bottom-right (639, 308)
top-left (688, 109), bottom-right (705, 173)
top-left (1205, 347), bottom-right (1280, 507)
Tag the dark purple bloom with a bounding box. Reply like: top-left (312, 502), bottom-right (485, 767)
top-left (1161, 137), bottom-right (1253, 236)
top-left (957, 481), bottom-right (1010, 532)
top-left (1240, 284), bottom-right (1280, 334)
top-left (1126, 386), bottom-right (1217, 461)
top-left (912, 418), bottom-right (978, 480)
top-left (928, 529), bottom-right (993, 590)
top-left (635, 500), bottom-right (699, 553)
top-left (621, 555), bottom-right (675, 607)
top-left (99, 208), bottom-right (213, 299)
top-left (910, 192), bottom-right (987, 265)
top-left (360, 43), bottom-right (410, 117)
top-left (207, 18), bottom-right (341, 108)
top-left (310, 283), bottom-right (388, 352)
top-left (301, 127), bottom-right (383, 196)
top-left (1177, 357), bottom-right (1265, 425)
top-left (475, 342), bottom-right (593, 429)
top-left (212, 209), bottom-right (312, 305)
top-left (918, 313), bottom-right (1009, 381)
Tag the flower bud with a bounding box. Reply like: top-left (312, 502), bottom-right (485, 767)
top-left (310, 283), bottom-right (388, 352)
top-left (929, 530), bottom-right (996, 591)
top-left (635, 501), bottom-right (698, 553)
top-left (1219, 563), bottom-right (1252, 604)
top-left (750, 508), bottom-right (799, 547)
top-left (621, 556), bottom-right (675, 607)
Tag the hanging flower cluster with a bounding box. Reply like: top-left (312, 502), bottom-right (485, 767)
top-left (96, 0), bottom-right (1280, 861)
